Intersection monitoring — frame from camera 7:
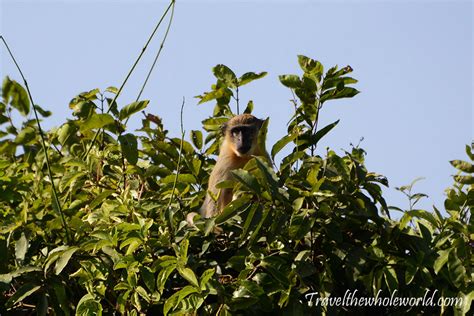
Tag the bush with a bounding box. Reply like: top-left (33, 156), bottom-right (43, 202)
top-left (0, 55), bottom-right (472, 315)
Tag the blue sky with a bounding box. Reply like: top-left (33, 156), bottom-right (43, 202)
top-left (1, 0), bottom-right (472, 215)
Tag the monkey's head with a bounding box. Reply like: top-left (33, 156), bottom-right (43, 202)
top-left (222, 114), bottom-right (264, 157)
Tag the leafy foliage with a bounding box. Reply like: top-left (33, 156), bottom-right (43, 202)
top-left (0, 56), bottom-right (472, 315)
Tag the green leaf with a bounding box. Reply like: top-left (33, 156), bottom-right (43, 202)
top-left (139, 267), bottom-right (155, 293)
top-left (448, 250), bottom-right (466, 287)
top-left (54, 246), bottom-right (79, 275)
top-left (179, 239), bottom-right (189, 260)
top-left (118, 133), bottom-right (138, 165)
top-left (34, 104), bottom-right (52, 117)
top-left (466, 144), bottom-right (474, 160)
top-left (2, 77), bottom-right (30, 116)
top-left (289, 212), bottom-right (314, 240)
top-left (405, 264), bottom-right (418, 285)
top-left (322, 76), bottom-right (358, 91)
top-left (383, 266), bottom-right (398, 293)
top-left (255, 156), bottom-right (280, 196)
top-left (89, 190), bottom-right (115, 210)
top-left (59, 171), bottom-right (87, 192)
top-left (434, 249), bottom-right (450, 274)
top-left (200, 268), bottom-right (215, 290)
top-left (57, 122), bottom-right (78, 145)
top-left (215, 196), bottom-right (252, 224)
top-left (76, 293), bottom-right (103, 316)
top-left (243, 100), bottom-right (254, 114)
top-left (407, 209), bottom-right (439, 229)
top-left (190, 130), bottom-right (203, 150)
top-left (105, 86), bottom-right (119, 94)
top-left (454, 175), bottom-right (474, 184)
top-left (293, 197), bottom-right (304, 211)
top-left (231, 169), bottom-right (261, 194)
top-left (326, 65), bottom-right (354, 78)
top-left (271, 133), bottom-right (298, 160)
top-left (118, 237), bottom-right (141, 253)
top-left (14, 126), bottom-right (36, 144)
top-left (320, 87), bottom-right (360, 103)
top-left (196, 88), bottom-right (226, 105)
top-left (239, 204), bottom-right (259, 244)
top-left (178, 267), bottom-right (199, 288)
top-left (163, 285), bottom-right (199, 316)
top-left (5, 283), bottom-right (41, 308)
top-left (161, 173), bottom-right (197, 184)
top-left (44, 246), bottom-right (69, 274)
top-left (450, 160), bottom-right (474, 173)
top-left (233, 280), bottom-right (264, 298)
top-left (238, 72), bottom-right (267, 87)
top-left (119, 100), bottom-right (149, 121)
top-left (69, 100), bottom-right (95, 119)
top-left (157, 263), bottom-right (177, 293)
top-left (279, 74), bottom-right (301, 89)
top-left (213, 64), bottom-right (237, 88)
top-left (312, 120), bottom-right (339, 144)
top-left (80, 113), bottom-right (114, 131)
top-left (202, 117), bottom-right (229, 131)
top-left (248, 207), bottom-right (271, 245)
top-left (298, 55), bottom-right (323, 77)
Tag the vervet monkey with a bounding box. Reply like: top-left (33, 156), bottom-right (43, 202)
top-left (187, 114), bottom-right (269, 224)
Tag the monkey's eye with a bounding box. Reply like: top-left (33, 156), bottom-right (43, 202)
top-left (231, 127), bottom-right (242, 135)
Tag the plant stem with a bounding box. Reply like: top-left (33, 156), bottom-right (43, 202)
top-left (165, 98), bottom-right (185, 235)
top-left (167, 97), bottom-right (186, 210)
top-left (1, 35), bottom-right (71, 243)
top-left (136, 0), bottom-right (175, 103)
top-left (83, 0), bottom-right (175, 159)
top-left (236, 86), bottom-right (240, 114)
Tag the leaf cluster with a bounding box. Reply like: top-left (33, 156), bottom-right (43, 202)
top-left (0, 58), bottom-right (472, 315)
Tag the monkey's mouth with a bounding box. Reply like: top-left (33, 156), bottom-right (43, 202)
top-left (236, 147), bottom-right (251, 156)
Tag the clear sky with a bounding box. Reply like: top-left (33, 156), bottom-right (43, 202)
top-left (1, 0), bottom-right (472, 215)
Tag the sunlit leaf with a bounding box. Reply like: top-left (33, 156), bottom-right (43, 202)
top-left (80, 113), bottom-right (114, 131)
top-left (238, 71), bottom-right (267, 87)
top-left (54, 246), bottom-right (79, 275)
top-left (279, 74), bottom-right (301, 89)
top-left (76, 293), bottom-right (103, 316)
top-left (119, 100), bottom-right (149, 121)
top-left (271, 133), bottom-right (298, 160)
top-left (2, 77), bottom-right (30, 116)
top-left (190, 130), bottom-right (203, 150)
top-left (450, 160), bottom-right (474, 173)
top-left (232, 169), bottom-right (261, 194)
top-left (213, 64), bottom-right (237, 88)
top-left (298, 55), bottom-right (323, 77)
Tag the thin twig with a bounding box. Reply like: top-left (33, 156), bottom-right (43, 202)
top-left (118, 1), bottom-right (175, 191)
top-left (124, 0), bottom-right (176, 127)
top-left (236, 86), bottom-right (240, 114)
top-left (166, 97), bottom-right (186, 210)
top-left (1, 36), bottom-right (71, 243)
top-left (83, 0), bottom-right (175, 159)
top-left (136, 0), bottom-right (175, 103)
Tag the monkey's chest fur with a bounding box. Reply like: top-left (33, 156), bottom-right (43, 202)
top-left (200, 150), bottom-right (252, 218)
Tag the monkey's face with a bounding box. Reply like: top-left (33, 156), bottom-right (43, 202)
top-left (229, 125), bottom-right (258, 157)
